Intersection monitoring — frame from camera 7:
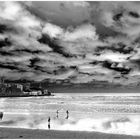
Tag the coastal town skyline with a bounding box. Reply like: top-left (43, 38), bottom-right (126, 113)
top-left (1, 1), bottom-right (140, 92)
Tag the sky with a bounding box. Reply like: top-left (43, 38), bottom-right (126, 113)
top-left (1, 1), bottom-right (140, 92)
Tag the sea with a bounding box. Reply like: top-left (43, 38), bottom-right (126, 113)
top-left (0, 93), bottom-right (140, 136)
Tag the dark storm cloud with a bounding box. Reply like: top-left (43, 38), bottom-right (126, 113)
top-left (0, 24), bottom-right (8, 33)
top-left (102, 61), bottom-right (131, 75)
top-left (0, 1), bottom-right (140, 87)
top-left (129, 11), bottom-right (140, 18)
top-left (38, 34), bottom-right (73, 57)
top-left (94, 43), bottom-right (133, 55)
top-left (0, 38), bottom-right (11, 48)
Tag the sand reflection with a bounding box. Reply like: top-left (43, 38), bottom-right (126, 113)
top-left (0, 112), bottom-right (140, 136)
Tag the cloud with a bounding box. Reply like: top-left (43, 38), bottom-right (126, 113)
top-left (60, 23), bottom-right (98, 41)
top-left (0, 2), bottom-right (21, 20)
top-left (0, 1), bottom-right (140, 88)
top-left (71, 1), bottom-right (90, 8)
top-left (98, 2), bottom-right (140, 38)
top-left (0, 2), bottom-right (41, 30)
top-left (42, 23), bottom-right (64, 38)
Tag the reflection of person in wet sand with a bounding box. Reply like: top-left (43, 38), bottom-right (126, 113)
top-left (66, 110), bottom-right (69, 119)
top-left (0, 112), bottom-right (3, 120)
top-left (48, 117), bottom-right (51, 130)
top-left (56, 110), bottom-right (59, 118)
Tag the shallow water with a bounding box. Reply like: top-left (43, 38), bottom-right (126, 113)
top-left (0, 93), bottom-right (140, 136)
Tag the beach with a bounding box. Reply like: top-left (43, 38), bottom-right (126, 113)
top-left (1, 0), bottom-right (140, 138)
top-left (1, 127), bottom-right (140, 139)
top-left (1, 93), bottom-right (140, 138)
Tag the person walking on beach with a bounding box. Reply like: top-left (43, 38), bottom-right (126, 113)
top-left (48, 117), bottom-right (51, 130)
top-left (0, 112), bottom-right (3, 120)
top-left (56, 110), bottom-right (59, 118)
top-left (66, 110), bottom-right (69, 119)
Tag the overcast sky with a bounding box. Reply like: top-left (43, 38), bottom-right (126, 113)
top-left (1, 1), bottom-right (140, 92)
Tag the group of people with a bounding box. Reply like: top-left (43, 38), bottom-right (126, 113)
top-left (0, 110), bottom-right (70, 130)
top-left (56, 110), bottom-right (69, 119)
top-left (48, 110), bottom-right (69, 130)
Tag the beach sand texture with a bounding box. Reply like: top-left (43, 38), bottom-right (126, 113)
top-left (0, 127), bottom-right (140, 139)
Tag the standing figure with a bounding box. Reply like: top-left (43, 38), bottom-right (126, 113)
top-left (48, 117), bottom-right (51, 130)
top-left (0, 112), bottom-right (3, 120)
top-left (56, 110), bottom-right (59, 118)
top-left (66, 110), bottom-right (69, 119)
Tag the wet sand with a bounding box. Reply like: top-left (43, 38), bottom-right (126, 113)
top-left (0, 127), bottom-right (140, 139)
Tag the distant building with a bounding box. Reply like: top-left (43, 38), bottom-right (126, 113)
top-left (16, 84), bottom-right (23, 91)
top-left (0, 77), bottom-right (52, 97)
top-left (0, 77), bottom-right (5, 84)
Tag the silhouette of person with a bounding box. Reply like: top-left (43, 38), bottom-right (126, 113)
top-left (48, 117), bottom-right (50, 122)
top-left (0, 112), bottom-right (3, 120)
top-left (56, 110), bottom-right (59, 118)
top-left (48, 124), bottom-right (50, 129)
top-left (48, 117), bottom-right (51, 130)
top-left (66, 110), bottom-right (69, 119)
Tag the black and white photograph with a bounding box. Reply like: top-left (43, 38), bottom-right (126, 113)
top-left (1, 1), bottom-right (140, 139)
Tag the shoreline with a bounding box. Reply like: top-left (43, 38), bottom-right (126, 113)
top-left (0, 127), bottom-right (140, 139)
top-left (53, 92), bottom-right (140, 95)
top-left (2, 93), bottom-right (140, 98)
